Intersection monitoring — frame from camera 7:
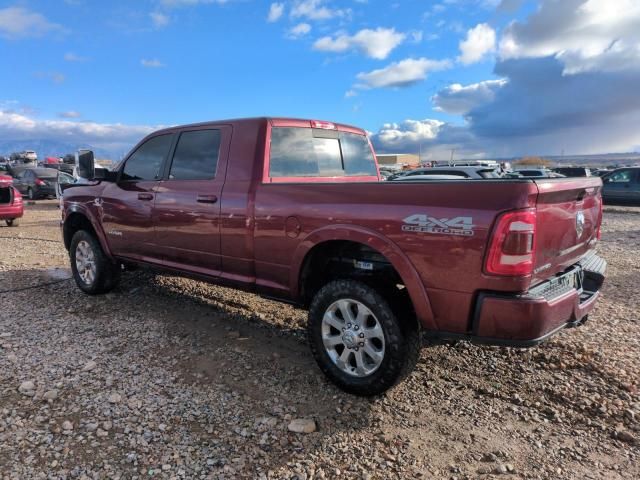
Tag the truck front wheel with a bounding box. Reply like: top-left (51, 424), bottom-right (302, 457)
top-left (70, 230), bottom-right (121, 295)
top-left (308, 280), bottom-right (420, 396)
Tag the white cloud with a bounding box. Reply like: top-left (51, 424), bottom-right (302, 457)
top-left (374, 119), bottom-right (445, 149)
top-left (287, 23), bottom-right (311, 38)
top-left (356, 57), bottom-right (451, 89)
top-left (432, 79), bottom-right (507, 115)
top-left (314, 28), bottom-right (406, 60)
top-left (499, 0), bottom-right (640, 74)
top-left (150, 12), bottom-right (170, 28)
top-left (64, 52), bottom-right (89, 62)
top-left (291, 0), bottom-right (349, 21)
top-left (0, 7), bottom-right (64, 39)
top-left (458, 23), bottom-right (496, 64)
top-left (267, 3), bottom-right (285, 22)
top-left (58, 111), bottom-right (82, 119)
top-left (0, 109), bottom-right (159, 156)
top-left (141, 59), bottom-right (166, 68)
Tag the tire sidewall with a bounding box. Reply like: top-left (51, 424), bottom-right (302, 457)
top-left (308, 280), bottom-right (410, 396)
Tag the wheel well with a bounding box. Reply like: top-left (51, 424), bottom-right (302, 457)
top-left (63, 213), bottom-right (96, 251)
top-left (299, 240), bottom-right (419, 331)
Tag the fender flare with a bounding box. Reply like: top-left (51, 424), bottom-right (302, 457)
top-left (64, 203), bottom-right (114, 260)
top-left (290, 224), bottom-right (436, 331)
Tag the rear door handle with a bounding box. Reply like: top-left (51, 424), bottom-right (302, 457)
top-left (138, 192), bottom-right (154, 201)
top-left (197, 195), bottom-right (218, 204)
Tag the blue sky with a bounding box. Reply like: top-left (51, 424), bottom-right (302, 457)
top-left (1, 0), bottom-right (639, 159)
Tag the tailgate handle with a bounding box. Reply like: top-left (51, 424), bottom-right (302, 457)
top-left (138, 192), bottom-right (154, 201)
top-left (197, 194), bottom-right (218, 204)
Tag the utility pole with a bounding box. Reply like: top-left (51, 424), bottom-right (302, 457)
top-left (449, 148), bottom-right (456, 166)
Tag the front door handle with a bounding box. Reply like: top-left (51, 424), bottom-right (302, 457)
top-left (138, 192), bottom-right (154, 201)
top-left (197, 195), bottom-right (218, 204)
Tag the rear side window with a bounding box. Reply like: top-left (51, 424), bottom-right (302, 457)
top-left (169, 129), bottom-right (221, 180)
top-left (607, 170), bottom-right (632, 183)
top-left (269, 127), bottom-right (377, 178)
top-left (122, 134), bottom-right (173, 181)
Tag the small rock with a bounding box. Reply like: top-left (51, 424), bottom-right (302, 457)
top-left (108, 392), bottom-right (122, 404)
top-left (506, 464), bottom-right (515, 473)
top-left (0, 332), bottom-right (12, 338)
top-left (288, 418), bottom-right (317, 434)
top-left (86, 423), bottom-right (99, 432)
top-left (18, 381), bottom-right (35, 394)
top-left (494, 465), bottom-right (508, 475)
top-left (614, 429), bottom-right (637, 444)
top-left (62, 420), bottom-right (73, 431)
top-left (7, 353), bottom-right (17, 362)
top-left (96, 428), bottom-right (108, 437)
top-left (102, 421), bottom-right (113, 431)
top-left (82, 360), bottom-right (97, 372)
top-left (43, 390), bottom-right (58, 401)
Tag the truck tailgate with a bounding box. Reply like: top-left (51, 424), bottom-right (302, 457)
top-left (532, 177), bottom-right (603, 285)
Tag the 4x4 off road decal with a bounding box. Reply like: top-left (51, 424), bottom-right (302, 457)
top-left (402, 214), bottom-right (475, 237)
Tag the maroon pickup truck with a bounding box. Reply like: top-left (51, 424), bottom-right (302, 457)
top-left (61, 118), bottom-right (606, 396)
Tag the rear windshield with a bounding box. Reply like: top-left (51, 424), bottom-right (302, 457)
top-left (269, 127), bottom-right (377, 178)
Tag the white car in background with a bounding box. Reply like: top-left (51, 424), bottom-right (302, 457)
top-left (23, 151), bottom-right (38, 162)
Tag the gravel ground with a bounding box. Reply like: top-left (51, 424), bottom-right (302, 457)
top-left (0, 200), bottom-right (638, 479)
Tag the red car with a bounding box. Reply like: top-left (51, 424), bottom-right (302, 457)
top-left (60, 118), bottom-right (606, 395)
top-left (0, 175), bottom-right (23, 227)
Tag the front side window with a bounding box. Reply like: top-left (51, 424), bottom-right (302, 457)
top-left (169, 129), bottom-right (221, 180)
top-left (269, 127), bottom-right (377, 178)
top-left (122, 134), bottom-right (173, 181)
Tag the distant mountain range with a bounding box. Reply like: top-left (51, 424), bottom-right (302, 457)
top-left (0, 139), bottom-right (115, 160)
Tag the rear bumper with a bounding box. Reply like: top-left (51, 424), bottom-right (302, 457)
top-left (426, 252), bottom-right (606, 347)
top-left (0, 204), bottom-right (24, 220)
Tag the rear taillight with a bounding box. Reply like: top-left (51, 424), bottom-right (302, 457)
top-left (13, 189), bottom-right (22, 204)
top-left (485, 208), bottom-right (536, 276)
top-left (596, 198), bottom-right (603, 240)
top-left (35, 178), bottom-right (46, 186)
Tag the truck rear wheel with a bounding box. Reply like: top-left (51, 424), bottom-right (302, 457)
top-left (308, 280), bottom-right (420, 396)
top-left (70, 230), bottom-right (121, 295)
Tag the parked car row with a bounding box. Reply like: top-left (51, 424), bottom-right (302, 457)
top-left (385, 164), bottom-right (639, 204)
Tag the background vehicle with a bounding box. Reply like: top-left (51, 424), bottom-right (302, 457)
top-left (391, 166), bottom-right (502, 180)
top-left (12, 167), bottom-right (60, 199)
top-left (552, 167), bottom-right (592, 177)
top-left (61, 117), bottom-right (606, 396)
top-left (0, 175), bottom-right (23, 226)
top-left (515, 168), bottom-right (565, 178)
top-left (601, 167), bottom-right (640, 204)
top-left (44, 162), bottom-right (75, 175)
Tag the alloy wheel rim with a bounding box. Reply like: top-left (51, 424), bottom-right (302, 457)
top-left (321, 299), bottom-right (386, 377)
top-left (75, 240), bottom-right (96, 285)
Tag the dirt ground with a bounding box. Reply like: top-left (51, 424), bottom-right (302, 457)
top-left (0, 200), bottom-right (638, 479)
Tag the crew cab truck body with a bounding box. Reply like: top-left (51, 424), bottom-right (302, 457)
top-left (61, 118), bottom-right (606, 395)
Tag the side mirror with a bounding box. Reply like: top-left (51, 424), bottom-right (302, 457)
top-left (76, 150), bottom-right (95, 180)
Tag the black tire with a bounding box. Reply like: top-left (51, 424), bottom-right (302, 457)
top-left (308, 280), bottom-right (421, 396)
top-left (27, 187), bottom-right (34, 200)
top-left (5, 218), bottom-right (19, 227)
top-left (70, 230), bottom-right (121, 295)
